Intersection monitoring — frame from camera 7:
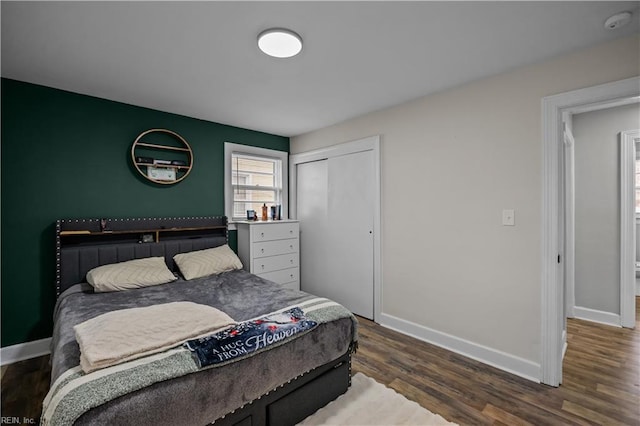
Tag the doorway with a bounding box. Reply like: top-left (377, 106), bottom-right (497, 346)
top-left (290, 136), bottom-right (381, 320)
top-left (567, 108), bottom-right (640, 327)
top-left (541, 76), bottom-right (640, 386)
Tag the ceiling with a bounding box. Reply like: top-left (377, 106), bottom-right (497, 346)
top-left (2, 2), bottom-right (639, 137)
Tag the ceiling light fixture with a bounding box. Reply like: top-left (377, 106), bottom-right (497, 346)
top-left (258, 28), bottom-right (303, 58)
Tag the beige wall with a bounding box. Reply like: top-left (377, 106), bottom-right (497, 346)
top-left (291, 35), bottom-right (640, 367)
top-left (573, 103), bottom-right (640, 314)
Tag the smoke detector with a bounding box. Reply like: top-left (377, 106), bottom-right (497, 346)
top-left (604, 11), bottom-right (632, 30)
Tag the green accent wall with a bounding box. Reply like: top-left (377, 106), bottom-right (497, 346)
top-left (1, 78), bottom-right (289, 347)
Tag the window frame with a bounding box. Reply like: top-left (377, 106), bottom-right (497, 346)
top-left (224, 143), bottom-right (288, 229)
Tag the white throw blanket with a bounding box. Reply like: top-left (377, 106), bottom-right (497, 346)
top-left (74, 302), bottom-right (236, 373)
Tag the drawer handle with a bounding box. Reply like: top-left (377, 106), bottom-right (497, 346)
top-left (261, 248), bottom-right (265, 253)
top-left (261, 264), bottom-right (265, 269)
top-left (261, 232), bottom-right (265, 237)
top-left (290, 259), bottom-right (294, 263)
top-left (289, 230), bottom-right (293, 234)
top-left (289, 245), bottom-right (293, 249)
top-left (290, 274), bottom-right (294, 278)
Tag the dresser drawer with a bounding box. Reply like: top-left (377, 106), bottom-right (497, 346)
top-left (252, 253), bottom-right (299, 274)
top-left (258, 267), bottom-right (299, 287)
top-left (252, 222), bottom-right (299, 242)
top-left (237, 221), bottom-right (300, 290)
top-left (253, 239), bottom-right (298, 258)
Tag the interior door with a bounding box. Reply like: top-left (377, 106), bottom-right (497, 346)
top-left (296, 160), bottom-right (329, 299)
top-left (327, 151), bottom-right (374, 318)
top-left (296, 150), bottom-right (375, 319)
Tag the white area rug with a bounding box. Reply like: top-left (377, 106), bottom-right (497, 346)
top-left (298, 373), bottom-right (457, 425)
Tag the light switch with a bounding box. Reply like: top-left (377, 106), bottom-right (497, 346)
top-left (502, 209), bottom-right (515, 226)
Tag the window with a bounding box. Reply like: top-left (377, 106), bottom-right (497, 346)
top-left (224, 143), bottom-right (288, 225)
top-left (231, 154), bottom-right (280, 218)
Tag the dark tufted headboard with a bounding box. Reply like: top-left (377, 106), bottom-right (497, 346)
top-left (55, 216), bottom-right (228, 296)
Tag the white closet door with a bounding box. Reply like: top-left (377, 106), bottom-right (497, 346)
top-left (327, 151), bottom-right (374, 318)
top-left (297, 160), bottom-right (329, 299)
top-left (297, 150), bottom-right (374, 319)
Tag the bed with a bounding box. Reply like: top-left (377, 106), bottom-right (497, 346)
top-left (43, 216), bottom-right (357, 426)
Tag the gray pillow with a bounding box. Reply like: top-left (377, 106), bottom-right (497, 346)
top-left (174, 245), bottom-right (243, 280)
top-left (86, 257), bottom-right (177, 292)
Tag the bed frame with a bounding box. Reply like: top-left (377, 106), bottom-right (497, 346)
top-left (54, 216), bottom-right (353, 426)
top-left (213, 352), bottom-right (351, 426)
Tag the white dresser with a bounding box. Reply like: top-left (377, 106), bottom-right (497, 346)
top-left (236, 220), bottom-right (300, 291)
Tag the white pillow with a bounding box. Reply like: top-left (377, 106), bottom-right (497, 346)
top-left (86, 257), bottom-right (177, 292)
top-left (174, 245), bottom-right (243, 280)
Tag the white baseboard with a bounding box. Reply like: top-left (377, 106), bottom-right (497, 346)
top-left (379, 313), bottom-right (541, 383)
top-left (573, 306), bottom-right (621, 327)
top-left (0, 338), bottom-right (52, 366)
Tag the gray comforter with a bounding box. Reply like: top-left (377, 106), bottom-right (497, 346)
top-left (45, 269), bottom-right (357, 425)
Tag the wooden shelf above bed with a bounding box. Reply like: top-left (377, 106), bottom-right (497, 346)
top-left (59, 226), bottom-right (227, 244)
top-left (56, 217), bottom-right (228, 246)
top-left (59, 226), bottom-right (225, 235)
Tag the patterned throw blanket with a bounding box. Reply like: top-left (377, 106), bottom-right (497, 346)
top-left (185, 307), bottom-right (317, 367)
top-left (41, 298), bottom-right (353, 426)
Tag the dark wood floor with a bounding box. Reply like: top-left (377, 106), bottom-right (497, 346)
top-left (1, 353), bottom-right (51, 423)
top-left (352, 298), bottom-right (640, 426)
top-left (2, 298), bottom-right (638, 425)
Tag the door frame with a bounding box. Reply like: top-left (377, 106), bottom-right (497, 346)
top-left (620, 129), bottom-right (640, 328)
top-left (562, 115), bottom-right (576, 320)
top-left (541, 76), bottom-right (640, 386)
top-left (289, 135), bottom-right (382, 322)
